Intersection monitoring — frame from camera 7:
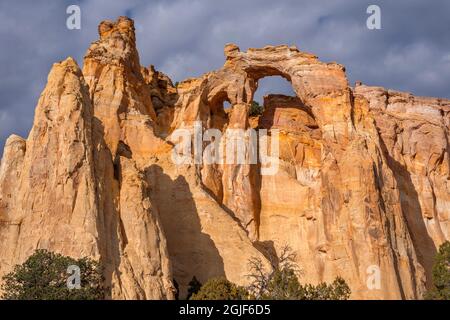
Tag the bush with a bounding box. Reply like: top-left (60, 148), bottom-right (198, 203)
top-left (262, 267), bottom-right (303, 300)
top-left (188, 246), bottom-right (351, 300)
top-left (190, 277), bottom-right (249, 300)
top-left (185, 246), bottom-right (351, 300)
top-left (247, 245), bottom-right (351, 300)
top-left (186, 276), bottom-right (202, 300)
top-left (298, 277), bottom-right (351, 300)
top-left (425, 241), bottom-right (450, 300)
top-left (249, 101), bottom-right (264, 116)
top-left (1, 249), bottom-right (105, 300)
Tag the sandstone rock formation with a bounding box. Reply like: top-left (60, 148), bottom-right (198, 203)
top-left (0, 18), bottom-right (174, 300)
top-left (0, 17), bottom-right (448, 299)
top-left (353, 86), bottom-right (450, 285)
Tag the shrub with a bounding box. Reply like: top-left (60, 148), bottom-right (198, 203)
top-left (249, 101), bottom-right (264, 116)
top-left (425, 241), bottom-right (450, 300)
top-left (298, 277), bottom-right (351, 300)
top-left (1, 249), bottom-right (105, 300)
top-left (190, 277), bottom-right (249, 300)
top-left (186, 276), bottom-right (202, 300)
top-left (183, 246), bottom-right (351, 300)
top-left (247, 245), bottom-right (351, 300)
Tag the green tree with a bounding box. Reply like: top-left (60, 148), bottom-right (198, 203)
top-left (249, 101), bottom-right (264, 116)
top-left (247, 245), bottom-right (351, 300)
top-left (190, 277), bottom-right (249, 300)
top-left (263, 267), bottom-right (303, 300)
top-left (425, 241), bottom-right (450, 300)
top-left (298, 277), bottom-right (351, 300)
top-left (186, 276), bottom-right (202, 300)
top-left (1, 249), bottom-right (105, 300)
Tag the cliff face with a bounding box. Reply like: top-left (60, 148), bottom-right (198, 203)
top-left (0, 17), bottom-right (448, 299)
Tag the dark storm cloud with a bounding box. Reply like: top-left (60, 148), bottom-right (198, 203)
top-left (1, 0), bottom-right (449, 153)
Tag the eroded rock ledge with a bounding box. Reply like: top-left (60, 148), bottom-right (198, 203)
top-left (0, 16), bottom-right (448, 299)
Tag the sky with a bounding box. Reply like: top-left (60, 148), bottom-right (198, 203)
top-left (0, 0), bottom-right (449, 152)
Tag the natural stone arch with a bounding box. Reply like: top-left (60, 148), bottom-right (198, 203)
top-left (171, 44), bottom-right (423, 300)
top-left (185, 44), bottom-right (353, 147)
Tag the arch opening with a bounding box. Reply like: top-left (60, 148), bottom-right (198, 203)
top-left (253, 76), bottom-right (296, 106)
top-left (208, 90), bottom-right (231, 131)
top-left (250, 75), bottom-right (321, 142)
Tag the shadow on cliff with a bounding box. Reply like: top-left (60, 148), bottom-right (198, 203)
top-left (379, 138), bottom-right (437, 288)
top-left (146, 164), bottom-right (225, 298)
top-left (258, 96), bottom-right (316, 130)
top-left (91, 117), bottom-right (123, 299)
top-left (199, 166), bottom-right (262, 240)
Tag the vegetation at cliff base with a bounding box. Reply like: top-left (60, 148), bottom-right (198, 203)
top-left (190, 277), bottom-right (249, 300)
top-left (425, 241), bottom-right (450, 300)
top-left (246, 246), bottom-right (350, 300)
top-left (189, 246), bottom-right (351, 300)
top-left (1, 249), bottom-right (105, 300)
top-left (186, 276), bottom-right (202, 300)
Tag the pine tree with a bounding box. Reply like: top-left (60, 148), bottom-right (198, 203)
top-left (1, 249), bottom-right (105, 300)
top-left (190, 277), bottom-right (248, 300)
top-left (425, 241), bottom-right (450, 300)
